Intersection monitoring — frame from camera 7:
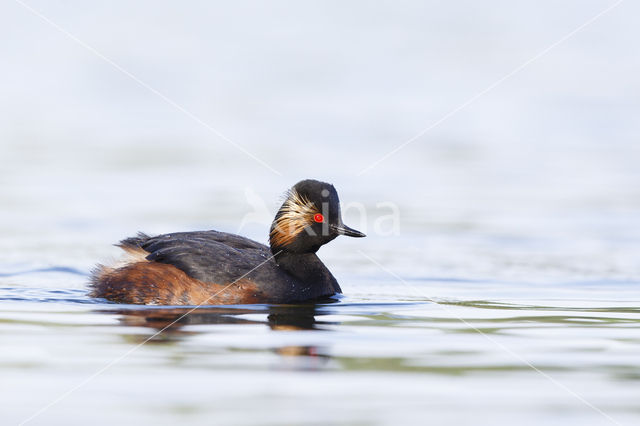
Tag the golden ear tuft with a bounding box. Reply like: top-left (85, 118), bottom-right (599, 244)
top-left (270, 189), bottom-right (319, 248)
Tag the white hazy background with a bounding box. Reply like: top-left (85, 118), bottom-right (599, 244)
top-left (1, 0), bottom-right (639, 284)
top-left (2, 3), bottom-right (640, 426)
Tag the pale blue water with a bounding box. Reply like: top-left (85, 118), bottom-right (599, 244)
top-left (1, 1), bottom-right (640, 425)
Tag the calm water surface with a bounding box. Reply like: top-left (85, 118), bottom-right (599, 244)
top-left (2, 275), bottom-right (639, 425)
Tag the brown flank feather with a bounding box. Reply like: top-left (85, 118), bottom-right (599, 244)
top-left (91, 260), bottom-right (264, 305)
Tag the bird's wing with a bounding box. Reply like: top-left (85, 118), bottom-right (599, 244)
top-left (120, 231), bottom-right (273, 283)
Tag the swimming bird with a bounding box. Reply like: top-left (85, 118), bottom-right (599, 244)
top-left (90, 179), bottom-right (365, 305)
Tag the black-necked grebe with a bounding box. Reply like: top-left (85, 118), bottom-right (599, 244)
top-left (90, 179), bottom-right (365, 305)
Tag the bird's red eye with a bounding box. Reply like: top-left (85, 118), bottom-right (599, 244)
top-left (313, 213), bottom-right (324, 223)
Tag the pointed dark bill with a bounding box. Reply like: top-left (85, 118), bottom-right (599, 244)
top-left (331, 224), bottom-right (366, 238)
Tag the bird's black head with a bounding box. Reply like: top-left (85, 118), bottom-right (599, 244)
top-left (269, 179), bottom-right (365, 254)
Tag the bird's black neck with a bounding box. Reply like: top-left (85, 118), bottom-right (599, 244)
top-left (273, 251), bottom-right (341, 300)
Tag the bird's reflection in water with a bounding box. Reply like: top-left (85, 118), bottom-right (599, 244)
top-left (267, 305), bottom-right (325, 359)
top-left (104, 302), bottom-right (336, 361)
